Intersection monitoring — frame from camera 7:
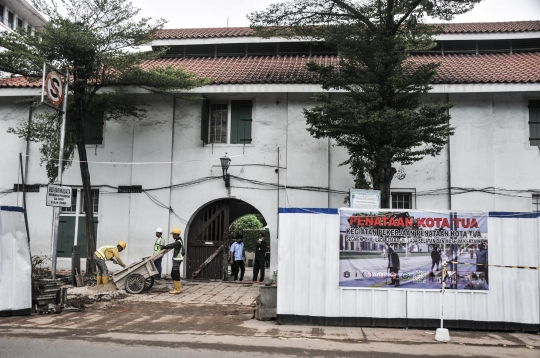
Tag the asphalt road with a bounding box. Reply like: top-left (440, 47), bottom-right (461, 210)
top-left (0, 336), bottom-right (508, 358)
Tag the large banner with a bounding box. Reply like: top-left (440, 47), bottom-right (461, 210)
top-left (339, 209), bottom-right (489, 291)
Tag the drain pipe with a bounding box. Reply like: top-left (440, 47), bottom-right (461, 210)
top-left (167, 96), bottom-right (177, 277)
top-left (446, 93), bottom-right (452, 210)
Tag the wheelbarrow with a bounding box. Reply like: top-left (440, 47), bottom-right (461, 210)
top-left (111, 248), bottom-right (170, 294)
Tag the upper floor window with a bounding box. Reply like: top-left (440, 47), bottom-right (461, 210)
top-left (533, 194), bottom-right (540, 212)
top-left (0, 5), bottom-right (4, 23)
top-left (529, 100), bottom-right (540, 146)
top-left (17, 17), bottom-right (22, 29)
top-left (201, 99), bottom-right (252, 145)
top-left (85, 111), bottom-right (105, 145)
top-left (209, 103), bottom-right (228, 144)
top-left (7, 11), bottom-right (14, 29)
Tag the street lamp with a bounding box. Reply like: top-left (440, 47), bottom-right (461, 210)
top-left (220, 154), bottom-right (231, 188)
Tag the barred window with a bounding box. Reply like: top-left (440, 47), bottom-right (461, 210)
top-left (533, 195), bottom-right (540, 212)
top-left (392, 193), bottom-right (411, 209)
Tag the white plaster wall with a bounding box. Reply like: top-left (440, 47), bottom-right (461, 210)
top-left (1, 90), bottom-right (540, 274)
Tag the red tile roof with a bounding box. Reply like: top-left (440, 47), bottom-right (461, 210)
top-left (156, 21), bottom-right (540, 39)
top-left (2, 53), bottom-right (539, 88)
top-left (442, 21), bottom-right (540, 34)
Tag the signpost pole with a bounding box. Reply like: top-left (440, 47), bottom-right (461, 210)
top-left (50, 68), bottom-right (69, 279)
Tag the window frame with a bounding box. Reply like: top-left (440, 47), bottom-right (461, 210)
top-left (7, 10), bottom-right (14, 29)
top-left (390, 188), bottom-right (416, 209)
top-left (208, 101), bottom-right (230, 144)
top-left (80, 189), bottom-right (100, 214)
top-left (205, 99), bottom-right (254, 145)
top-left (533, 194), bottom-right (540, 212)
top-left (84, 111), bottom-right (105, 147)
top-left (528, 100), bottom-right (540, 147)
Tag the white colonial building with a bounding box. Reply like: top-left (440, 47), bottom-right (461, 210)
top-left (1, 21), bottom-right (539, 278)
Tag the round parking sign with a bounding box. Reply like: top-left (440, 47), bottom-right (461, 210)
top-left (45, 72), bottom-right (64, 106)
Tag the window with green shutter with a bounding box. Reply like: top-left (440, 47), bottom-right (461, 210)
top-left (201, 99), bottom-right (253, 144)
top-left (57, 216), bottom-right (98, 258)
top-left (85, 111), bottom-right (104, 145)
top-left (230, 100), bottom-right (252, 144)
top-left (200, 98), bottom-right (210, 144)
top-left (529, 101), bottom-right (540, 146)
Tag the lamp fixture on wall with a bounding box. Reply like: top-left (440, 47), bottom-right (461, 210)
top-left (220, 153), bottom-right (231, 188)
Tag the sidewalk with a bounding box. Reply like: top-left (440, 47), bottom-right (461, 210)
top-left (1, 276), bottom-right (539, 357)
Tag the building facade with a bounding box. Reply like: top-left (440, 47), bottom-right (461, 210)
top-left (1, 21), bottom-right (539, 277)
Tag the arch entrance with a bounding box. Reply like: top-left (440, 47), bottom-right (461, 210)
top-left (186, 198), bottom-right (261, 280)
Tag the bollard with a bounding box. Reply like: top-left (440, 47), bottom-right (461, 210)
top-left (71, 245), bottom-right (80, 286)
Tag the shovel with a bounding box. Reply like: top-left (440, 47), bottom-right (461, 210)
top-left (75, 269), bottom-right (84, 287)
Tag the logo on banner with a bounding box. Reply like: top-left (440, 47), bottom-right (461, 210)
top-left (376, 271), bottom-right (385, 279)
top-left (362, 271), bottom-right (372, 278)
top-left (45, 71), bottom-right (64, 106)
top-left (402, 272), bottom-right (410, 280)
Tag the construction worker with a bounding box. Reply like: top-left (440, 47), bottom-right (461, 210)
top-left (160, 228), bottom-right (185, 294)
top-left (94, 241), bottom-right (127, 286)
top-left (153, 228), bottom-right (164, 280)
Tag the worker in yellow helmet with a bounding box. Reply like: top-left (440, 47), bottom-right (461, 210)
top-left (94, 241), bottom-right (127, 286)
top-left (160, 228), bottom-right (185, 294)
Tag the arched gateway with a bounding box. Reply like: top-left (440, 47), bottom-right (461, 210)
top-left (185, 198), bottom-right (262, 280)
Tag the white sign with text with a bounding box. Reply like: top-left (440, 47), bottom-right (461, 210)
top-left (46, 184), bottom-right (72, 207)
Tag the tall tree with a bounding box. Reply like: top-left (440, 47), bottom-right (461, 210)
top-left (249, 0), bottom-right (481, 207)
top-left (1, 0), bottom-right (208, 274)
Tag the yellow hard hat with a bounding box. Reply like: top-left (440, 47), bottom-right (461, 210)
top-left (171, 228), bottom-right (181, 235)
top-left (118, 241), bottom-right (127, 249)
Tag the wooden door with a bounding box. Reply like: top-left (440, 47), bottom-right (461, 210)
top-left (186, 201), bottom-right (229, 280)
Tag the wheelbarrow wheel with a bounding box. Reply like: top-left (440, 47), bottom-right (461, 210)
top-left (143, 276), bottom-right (154, 291)
top-left (125, 273), bottom-right (145, 294)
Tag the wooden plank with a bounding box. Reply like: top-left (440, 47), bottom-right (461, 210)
top-left (190, 207), bottom-right (225, 241)
top-left (191, 245), bottom-right (224, 278)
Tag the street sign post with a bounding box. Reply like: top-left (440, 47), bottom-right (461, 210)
top-left (46, 184), bottom-right (72, 208)
top-left (44, 71), bottom-right (65, 106)
top-left (41, 63), bottom-right (70, 279)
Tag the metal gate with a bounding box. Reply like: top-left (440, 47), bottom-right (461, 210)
top-left (186, 201), bottom-right (229, 280)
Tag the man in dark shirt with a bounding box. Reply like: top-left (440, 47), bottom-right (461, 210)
top-left (387, 246), bottom-right (401, 287)
top-left (430, 246), bottom-right (441, 271)
top-left (161, 228), bottom-right (185, 294)
top-left (253, 233), bottom-right (268, 282)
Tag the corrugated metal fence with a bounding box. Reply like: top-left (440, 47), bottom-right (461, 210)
top-left (277, 209), bottom-right (540, 332)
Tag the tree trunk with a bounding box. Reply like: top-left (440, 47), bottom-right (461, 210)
top-left (77, 140), bottom-right (96, 276)
top-left (372, 162), bottom-right (396, 209)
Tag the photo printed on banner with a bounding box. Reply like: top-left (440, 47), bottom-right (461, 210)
top-left (339, 209), bottom-right (489, 291)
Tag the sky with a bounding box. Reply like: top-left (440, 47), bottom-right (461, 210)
top-left (129, 0), bottom-right (540, 29)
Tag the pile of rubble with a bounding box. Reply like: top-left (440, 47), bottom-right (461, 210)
top-left (32, 278), bottom-right (68, 314)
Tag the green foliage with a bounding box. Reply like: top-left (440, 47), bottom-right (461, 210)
top-left (249, 0), bottom-right (480, 207)
top-left (230, 214), bottom-right (264, 239)
top-left (0, 0), bottom-right (209, 181)
top-left (8, 106), bottom-right (75, 182)
top-left (0, 0), bottom-right (208, 274)
top-left (31, 255), bottom-right (50, 281)
top-left (243, 229), bottom-right (270, 253)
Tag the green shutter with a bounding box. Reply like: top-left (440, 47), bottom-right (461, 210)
top-left (200, 98), bottom-right (210, 144)
top-left (85, 112), bottom-right (104, 145)
top-left (57, 217), bottom-right (76, 258)
top-left (230, 100), bottom-right (252, 144)
top-left (529, 101), bottom-right (540, 146)
top-left (77, 217), bottom-right (98, 259)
